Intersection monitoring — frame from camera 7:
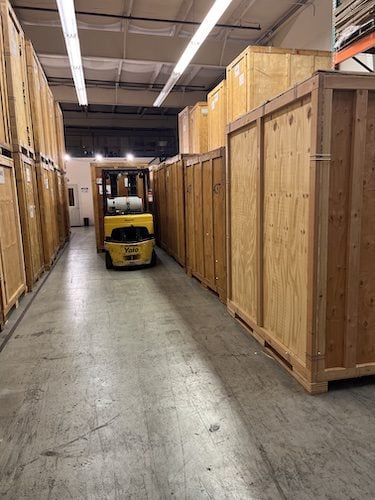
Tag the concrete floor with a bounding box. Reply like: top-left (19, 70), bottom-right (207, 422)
top-left (0, 228), bottom-right (375, 499)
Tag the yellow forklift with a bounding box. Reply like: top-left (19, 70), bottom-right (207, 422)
top-left (103, 168), bottom-right (156, 269)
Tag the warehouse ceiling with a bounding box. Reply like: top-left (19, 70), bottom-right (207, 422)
top-left (11, 0), bottom-right (311, 156)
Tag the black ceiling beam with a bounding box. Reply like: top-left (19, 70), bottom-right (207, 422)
top-left (13, 5), bottom-right (261, 31)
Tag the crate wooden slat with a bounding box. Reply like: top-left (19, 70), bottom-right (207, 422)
top-left (226, 46), bottom-right (332, 123)
top-left (0, 13), bottom-right (11, 153)
top-left (1, 0), bottom-right (34, 155)
top-left (189, 102), bottom-right (208, 154)
top-left (208, 80), bottom-right (227, 150)
top-left (178, 106), bottom-right (192, 154)
top-left (185, 148), bottom-right (226, 302)
top-left (91, 161), bottom-right (148, 252)
top-left (0, 156), bottom-right (26, 327)
top-left (227, 70), bottom-right (375, 393)
top-left (13, 153), bottom-right (44, 290)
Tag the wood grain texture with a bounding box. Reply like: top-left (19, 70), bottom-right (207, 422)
top-left (208, 80), bottom-right (227, 150)
top-left (227, 71), bottom-right (375, 391)
top-left (1, 1), bottom-right (34, 153)
top-left (178, 106), bottom-right (191, 154)
top-left (13, 153), bottom-right (44, 289)
top-left (189, 102), bottom-right (208, 154)
top-left (0, 158), bottom-right (25, 322)
top-left (228, 124), bottom-right (258, 322)
top-left (226, 46), bottom-right (332, 122)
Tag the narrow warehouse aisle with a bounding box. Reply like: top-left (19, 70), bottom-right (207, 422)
top-left (0, 228), bottom-right (375, 499)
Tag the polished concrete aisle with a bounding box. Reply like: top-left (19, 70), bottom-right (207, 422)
top-left (1, 228), bottom-right (375, 499)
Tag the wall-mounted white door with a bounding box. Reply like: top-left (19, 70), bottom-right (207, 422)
top-left (68, 184), bottom-right (81, 226)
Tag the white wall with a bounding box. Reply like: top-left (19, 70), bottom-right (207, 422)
top-left (272, 0), bottom-right (332, 51)
top-left (66, 159), bottom-right (94, 226)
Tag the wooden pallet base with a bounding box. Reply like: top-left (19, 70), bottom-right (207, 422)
top-left (227, 301), bottom-right (329, 395)
top-left (187, 269), bottom-right (226, 304)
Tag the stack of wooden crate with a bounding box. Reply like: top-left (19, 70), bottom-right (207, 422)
top-left (0, 0), bottom-right (69, 329)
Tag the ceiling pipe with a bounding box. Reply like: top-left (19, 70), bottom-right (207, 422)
top-left (13, 5), bottom-right (261, 31)
top-left (256, 0), bottom-right (311, 45)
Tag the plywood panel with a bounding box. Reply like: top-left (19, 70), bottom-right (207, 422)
top-left (202, 159), bottom-right (214, 285)
top-left (1, 1), bottom-right (34, 153)
top-left (263, 98), bottom-right (311, 365)
top-left (212, 156), bottom-right (226, 300)
top-left (229, 124), bottom-right (258, 320)
top-left (13, 154), bottom-right (44, 289)
top-left (208, 80), bottom-right (227, 150)
top-left (36, 163), bottom-right (57, 267)
top-left (227, 51), bottom-right (248, 122)
top-left (190, 102), bottom-right (208, 154)
top-left (358, 91), bottom-right (375, 364)
top-left (178, 107), bottom-right (191, 154)
top-left (185, 165), bottom-right (195, 274)
top-left (193, 161), bottom-right (204, 278)
top-left (0, 159), bottom-right (25, 320)
top-left (325, 91), bottom-right (353, 368)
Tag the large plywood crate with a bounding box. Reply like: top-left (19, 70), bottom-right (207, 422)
top-left (185, 148), bottom-right (226, 302)
top-left (189, 102), bottom-right (208, 154)
top-left (1, 0), bottom-right (34, 156)
top-left (227, 71), bottom-right (375, 393)
top-left (0, 12), bottom-right (11, 155)
top-left (0, 156), bottom-right (26, 327)
top-left (178, 106), bottom-right (192, 154)
top-left (91, 161), bottom-right (148, 252)
top-left (153, 155), bottom-right (191, 266)
top-left (208, 81), bottom-right (227, 150)
top-left (226, 45), bottom-right (332, 123)
top-left (13, 153), bottom-right (43, 290)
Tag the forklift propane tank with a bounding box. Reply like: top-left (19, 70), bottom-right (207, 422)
top-left (107, 196), bottom-right (143, 212)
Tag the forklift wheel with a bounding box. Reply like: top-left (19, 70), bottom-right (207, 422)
top-left (150, 250), bottom-right (157, 267)
top-left (105, 251), bottom-right (113, 269)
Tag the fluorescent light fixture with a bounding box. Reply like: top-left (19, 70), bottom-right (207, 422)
top-left (56, 0), bottom-right (88, 106)
top-left (64, 153), bottom-right (71, 161)
top-left (126, 153), bottom-right (135, 161)
top-left (95, 153), bottom-right (103, 161)
top-left (153, 0), bottom-right (233, 107)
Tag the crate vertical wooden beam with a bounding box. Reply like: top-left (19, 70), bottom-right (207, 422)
top-left (344, 89), bottom-right (369, 368)
top-left (256, 117), bottom-right (264, 327)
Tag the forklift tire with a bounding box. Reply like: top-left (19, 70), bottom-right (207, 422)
top-left (105, 251), bottom-right (113, 270)
top-left (150, 250), bottom-right (157, 267)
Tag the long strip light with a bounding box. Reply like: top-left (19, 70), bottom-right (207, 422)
top-left (56, 0), bottom-right (88, 106)
top-left (153, 0), bottom-right (233, 107)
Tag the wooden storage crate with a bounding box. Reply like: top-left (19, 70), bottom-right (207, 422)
top-left (185, 148), bottom-right (226, 302)
top-left (189, 102), bottom-right (208, 154)
top-left (178, 106), bottom-right (192, 154)
top-left (153, 155), bottom-right (189, 267)
top-left (55, 170), bottom-right (68, 247)
top-left (227, 45), bottom-right (332, 123)
top-left (13, 153), bottom-right (44, 289)
top-left (208, 80), bottom-right (227, 150)
top-left (91, 161), bottom-right (148, 251)
top-left (0, 12), bottom-right (11, 155)
top-left (227, 71), bottom-right (375, 393)
top-left (1, 0), bottom-right (34, 155)
top-left (0, 156), bottom-right (26, 327)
